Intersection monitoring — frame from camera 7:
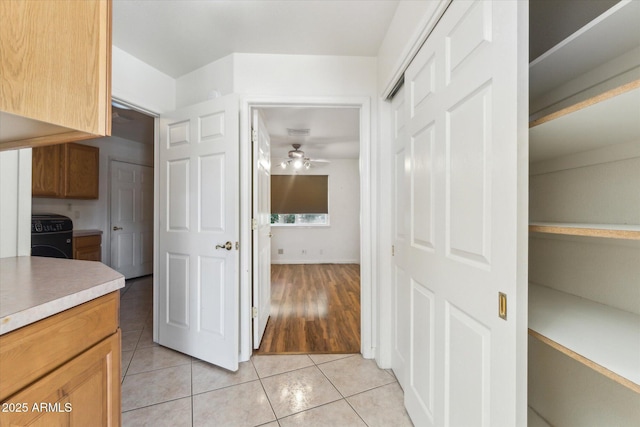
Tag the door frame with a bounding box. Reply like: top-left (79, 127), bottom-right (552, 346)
top-left (239, 96), bottom-right (374, 361)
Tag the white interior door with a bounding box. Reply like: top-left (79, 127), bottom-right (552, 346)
top-left (396, 1), bottom-right (527, 426)
top-left (252, 109), bottom-right (272, 348)
top-left (110, 160), bottom-right (153, 279)
top-left (157, 95), bottom-right (240, 371)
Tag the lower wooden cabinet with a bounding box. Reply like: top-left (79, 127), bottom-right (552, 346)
top-left (0, 292), bottom-right (121, 426)
top-left (1, 332), bottom-right (121, 426)
top-left (74, 233), bottom-right (102, 261)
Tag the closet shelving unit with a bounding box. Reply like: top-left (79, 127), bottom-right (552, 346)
top-left (528, 0), bottom-right (640, 397)
top-left (529, 222), bottom-right (640, 241)
top-left (529, 284), bottom-right (640, 393)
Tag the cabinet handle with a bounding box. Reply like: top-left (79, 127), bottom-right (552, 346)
top-left (113, 226), bottom-right (123, 231)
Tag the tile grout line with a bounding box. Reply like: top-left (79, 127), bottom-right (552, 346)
top-left (123, 359), bottom-right (193, 378)
top-left (313, 355), bottom-right (401, 426)
top-left (252, 356), bottom-right (279, 424)
top-left (121, 395), bottom-right (191, 415)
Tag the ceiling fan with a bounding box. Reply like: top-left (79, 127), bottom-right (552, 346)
top-left (278, 144), bottom-right (328, 170)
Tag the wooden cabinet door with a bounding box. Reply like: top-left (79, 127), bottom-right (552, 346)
top-left (0, 0), bottom-right (111, 150)
top-left (0, 331), bottom-right (121, 427)
top-left (63, 143), bottom-right (99, 199)
top-left (74, 235), bottom-right (102, 261)
top-left (32, 145), bottom-right (63, 197)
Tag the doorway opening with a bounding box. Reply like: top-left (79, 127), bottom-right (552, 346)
top-left (241, 98), bottom-right (372, 359)
top-left (108, 101), bottom-right (156, 280)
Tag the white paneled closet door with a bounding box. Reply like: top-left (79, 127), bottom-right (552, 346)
top-left (394, 1), bottom-right (528, 426)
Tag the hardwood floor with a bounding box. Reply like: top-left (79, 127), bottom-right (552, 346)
top-left (256, 264), bottom-right (361, 354)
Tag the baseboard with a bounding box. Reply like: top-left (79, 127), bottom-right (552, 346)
top-left (271, 259), bottom-right (360, 265)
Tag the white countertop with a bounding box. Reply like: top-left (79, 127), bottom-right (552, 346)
top-left (73, 229), bottom-right (103, 237)
top-left (0, 256), bottom-right (124, 335)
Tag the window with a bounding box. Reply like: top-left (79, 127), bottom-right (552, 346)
top-left (271, 213), bottom-right (329, 226)
top-left (271, 175), bottom-right (329, 226)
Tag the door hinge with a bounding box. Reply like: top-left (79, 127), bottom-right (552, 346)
top-left (498, 292), bottom-right (507, 320)
top-left (251, 218), bottom-right (257, 230)
top-left (235, 241), bottom-right (239, 250)
top-left (392, 245), bottom-right (395, 256)
top-left (251, 128), bottom-right (257, 144)
top-left (252, 307), bottom-right (258, 318)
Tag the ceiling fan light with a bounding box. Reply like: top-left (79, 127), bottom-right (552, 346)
top-left (280, 161), bottom-right (288, 169)
top-left (293, 159), bottom-right (303, 169)
top-left (304, 161), bottom-right (311, 169)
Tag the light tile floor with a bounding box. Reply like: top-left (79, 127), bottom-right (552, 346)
top-left (120, 276), bottom-right (414, 427)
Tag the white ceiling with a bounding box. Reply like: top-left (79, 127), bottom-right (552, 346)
top-left (112, 1), bottom-right (389, 158)
top-left (113, 0), bottom-right (399, 79)
top-left (261, 107), bottom-right (360, 161)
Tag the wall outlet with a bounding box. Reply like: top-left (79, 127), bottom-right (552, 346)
top-left (278, 249), bottom-right (284, 254)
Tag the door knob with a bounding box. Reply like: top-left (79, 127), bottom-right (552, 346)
top-left (216, 241), bottom-right (233, 250)
top-left (113, 226), bottom-right (123, 231)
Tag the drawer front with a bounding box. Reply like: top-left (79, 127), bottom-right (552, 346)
top-left (75, 246), bottom-right (102, 262)
top-left (74, 234), bottom-right (101, 248)
top-left (0, 291), bottom-right (119, 400)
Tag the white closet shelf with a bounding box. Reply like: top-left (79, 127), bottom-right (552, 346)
top-left (529, 81), bottom-right (640, 162)
top-left (529, 283), bottom-right (640, 393)
top-left (529, 222), bottom-right (640, 240)
top-left (530, 0), bottom-right (640, 100)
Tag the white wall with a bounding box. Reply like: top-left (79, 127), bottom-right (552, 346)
top-left (32, 136), bottom-right (153, 263)
top-left (233, 53), bottom-right (377, 97)
top-left (176, 54), bottom-right (234, 108)
top-left (112, 46), bottom-right (176, 114)
top-left (271, 159), bottom-right (360, 264)
top-left (0, 149), bottom-right (31, 258)
top-left (376, 0), bottom-right (448, 97)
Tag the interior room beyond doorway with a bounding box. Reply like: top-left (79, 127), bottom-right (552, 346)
top-left (253, 106), bottom-right (362, 354)
top-left (257, 264), bottom-right (361, 353)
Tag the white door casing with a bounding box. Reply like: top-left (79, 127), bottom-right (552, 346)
top-left (239, 97), bottom-right (373, 361)
top-left (110, 160), bottom-right (154, 279)
top-left (391, 84), bottom-right (411, 391)
top-left (157, 95), bottom-right (240, 371)
top-left (252, 109), bottom-right (272, 349)
top-left (396, 1), bottom-right (527, 426)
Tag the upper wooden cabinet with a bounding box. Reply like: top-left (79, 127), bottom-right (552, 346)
top-left (32, 143), bottom-right (99, 199)
top-left (0, 0), bottom-right (112, 151)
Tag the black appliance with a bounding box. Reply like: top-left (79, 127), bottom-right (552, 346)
top-left (31, 213), bottom-right (73, 259)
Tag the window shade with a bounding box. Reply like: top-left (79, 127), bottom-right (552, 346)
top-left (271, 175), bottom-right (328, 214)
